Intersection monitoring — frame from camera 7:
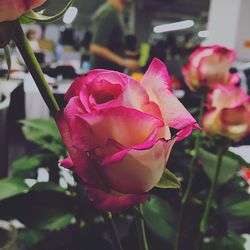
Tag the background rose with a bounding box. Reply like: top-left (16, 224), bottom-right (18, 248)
top-left (0, 0), bottom-right (46, 21)
top-left (203, 85), bottom-right (250, 141)
top-left (182, 45), bottom-right (239, 91)
top-left (56, 58), bottom-right (199, 212)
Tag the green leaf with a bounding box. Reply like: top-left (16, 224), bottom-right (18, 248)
top-left (18, 230), bottom-right (44, 245)
top-left (31, 182), bottom-right (65, 192)
top-left (155, 168), bottom-right (180, 189)
top-left (4, 45), bottom-right (11, 79)
top-left (220, 190), bottom-right (250, 219)
top-left (198, 147), bottom-right (240, 185)
top-left (220, 191), bottom-right (250, 209)
top-left (0, 178), bottom-right (28, 200)
top-left (0, 190), bottom-right (77, 229)
top-left (143, 195), bottom-right (176, 244)
top-left (41, 142), bottom-right (64, 155)
top-left (20, 119), bottom-right (63, 152)
top-left (22, 0), bottom-right (74, 23)
top-left (20, 119), bottom-right (60, 139)
top-left (19, 15), bottom-right (35, 24)
top-left (39, 213), bottom-right (75, 231)
top-left (203, 233), bottom-right (246, 250)
top-left (223, 200), bottom-right (250, 220)
top-left (12, 154), bottom-right (43, 172)
top-left (226, 151), bottom-right (250, 168)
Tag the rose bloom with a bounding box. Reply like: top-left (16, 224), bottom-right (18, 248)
top-left (0, 0), bottom-right (46, 21)
top-left (203, 85), bottom-right (250, 141)
top-left (56, 58), bottom-right (199, 212)
top-left (182, 45), bottom-right (239, 91)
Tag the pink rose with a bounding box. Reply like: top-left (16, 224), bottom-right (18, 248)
top-left (203, 85), bottom-right (250, 141)
top-left (0, 0), bottom-right (46, 21)
top-left (56, 58), bottom-right (199, 212)
top-left (182, 45), bottom-right (239, 91)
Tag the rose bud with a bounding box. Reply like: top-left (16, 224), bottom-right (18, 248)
top-left (203, 85), bottom-right (250, 141)
top-left (182, 45), bottom-right (239, 91)
top-left (0, 0), bottom-right (46, 21)
top-left (56, 58), bottom-right (199, 212)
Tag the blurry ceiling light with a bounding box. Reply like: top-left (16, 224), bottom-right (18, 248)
top-left (63, 6), bottom-right (78, 24)
top-left (198, 30), bottom-right (209, 38)
top-left (153, 20), bottom-right (194, 33)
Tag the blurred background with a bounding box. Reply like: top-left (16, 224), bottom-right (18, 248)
top-left (1, 0), bottom-right (250, 249)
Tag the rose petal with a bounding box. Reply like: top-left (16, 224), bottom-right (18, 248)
top-left (65, 70), bottom-right (108, 101)
top-left (84, 185), bottom-right (149, 213)
top-left (141, 58), bottom-right (172, 91)
top-left (60, 157), bottom-right (74, 169)
top-left (89, 71), bottom-right (129, 87)
top-left (55, 112), bottom-right (104, 188)
top-left (220, 106), bottom-right (250, 141)
top-left (63, 96), bottom-right (99, 150)
top-left (141, 58), bottom-right (199, 138)
top-left (182, 64), bottom-right (200, 92)
top-left (202, 108), bottom-right (222, 137)
top-left (120, 78), bottom-right (163, 118)
top-left (208, 85), bottom-right (248, 110)
top-left (98, 138), bottom-right (176, 194)
top-left (88, 77), bottom-right (164, 128)
top-left (88, 80), bottom-right (123, 107)
top-left (94, 139), bottom-right (126, 159)
top-left (73, 107), bottom-right (164, 151)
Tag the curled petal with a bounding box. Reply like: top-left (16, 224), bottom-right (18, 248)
top-left (141, 58), bottom-right (199, 138)
top-left (229, 72), bottom-right (240, 85)
top-left (99, 138), bottom-right (176, 194)
top-left (84, 186), bottom-right (149, 213)
top-left (60, 157), bottom-right (74, 169)
top-left (94, 139), bottom-right (126, 158)
top-left (64, 97), bottom-right (98, 150)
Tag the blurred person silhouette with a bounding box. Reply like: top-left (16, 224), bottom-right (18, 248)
top-left (90, 0), bottom-right (139, 72)
top-left (26, 29), bottom-right (41, 53)
top-left (80, 30), bottom-right (92, 73)
top-left (143, 39), bottom-right (166, 72)
top-left (125, 34), bottom-right (140, 60)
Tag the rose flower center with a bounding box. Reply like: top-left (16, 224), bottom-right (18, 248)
top-left (89, 81), bottom-right (123, 105)
top-left (93, 91), bottom-right (117, 104)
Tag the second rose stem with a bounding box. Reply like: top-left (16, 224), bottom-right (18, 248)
top-left (199, 146), bottom-right (224, 233)
top-left (134, 204), bottom-right (149, 250)
top-left (174, 94), bottom-right (204, 250)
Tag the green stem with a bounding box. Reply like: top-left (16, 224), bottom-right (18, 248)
top-left (12, 20), bottom-right (59, 115)
top-left (103, 212), bottom-right (123, 250)
top-left (134, 204), bottom-right (149, 250)
top-left (174, 95), bottom-right (204, 250)
top-left (182, 94), bottom-right (205, 204)
top-left (199, 147), bottom-right (224, 234)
